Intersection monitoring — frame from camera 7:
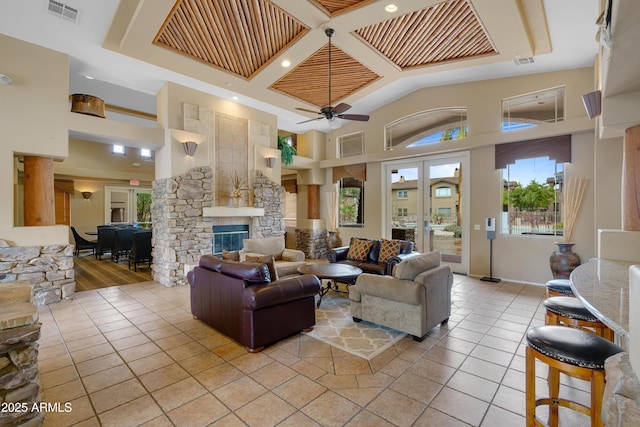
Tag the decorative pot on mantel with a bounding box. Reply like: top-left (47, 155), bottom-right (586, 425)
top-left (549, 242), bottom-right (581, 279)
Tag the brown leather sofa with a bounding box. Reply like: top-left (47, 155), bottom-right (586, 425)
top-left (327, 237), bottom-right (419, 275)
top-left (187, 255), bottom-right (321, 352)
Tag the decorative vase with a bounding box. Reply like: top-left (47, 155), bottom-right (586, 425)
top-left (549, 242), bottom-right (581, 279)
top-left (326, 231), bottom-right (341, 249)
top-left (232, 197), bottom-right (240, 208)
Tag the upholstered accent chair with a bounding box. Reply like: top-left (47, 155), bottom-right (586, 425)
top-left (239, 236), bottom-right (307, 277)
top-left (349, 251), bottom-right (453, 341)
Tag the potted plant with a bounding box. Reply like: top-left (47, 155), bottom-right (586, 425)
top-left (277, 136), bottom-right (297, 166)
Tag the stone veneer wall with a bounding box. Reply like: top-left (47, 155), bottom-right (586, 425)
top-left (252, 171), bottom-right (284, 238)
top-left (151, 167), bottom-right (214, 287)
top-left (0, 281), bottom-right (42, 426)
top-left (0, 240), bottom-right (75, 305)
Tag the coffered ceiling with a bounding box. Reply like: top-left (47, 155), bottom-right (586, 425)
top-left (0, 0), bottom-right (603, 133)
top-left (151, 0), bottom-right (498, 110)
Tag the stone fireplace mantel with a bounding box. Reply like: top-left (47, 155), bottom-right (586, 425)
top-left (203, 206), bottom-right (265, 217)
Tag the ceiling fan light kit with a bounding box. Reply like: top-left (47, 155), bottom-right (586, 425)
top-left (296, 28), bottom-right (370, 125)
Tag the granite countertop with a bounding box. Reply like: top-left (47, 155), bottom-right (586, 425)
top-left (570, 258), bottom-right (635, 344)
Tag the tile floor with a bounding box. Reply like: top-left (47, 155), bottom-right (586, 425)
top-left (37, 274), bottom-right (594, 426)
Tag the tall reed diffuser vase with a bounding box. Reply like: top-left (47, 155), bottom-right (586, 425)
top-left (549, 242), bottom-right (580, 279)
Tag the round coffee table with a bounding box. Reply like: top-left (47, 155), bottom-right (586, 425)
top-left (298, 263), bottom-right (363, 308)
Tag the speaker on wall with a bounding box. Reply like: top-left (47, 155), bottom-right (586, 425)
top-left (582, 90), bottom-right (602, 119)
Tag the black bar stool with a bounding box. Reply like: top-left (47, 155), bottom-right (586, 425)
top-left (526, 325), bottom-right (623, 426)
top-left (545, 279), bottom-right (574, 298)
top-left (543, 296), bottom-right (614, 342)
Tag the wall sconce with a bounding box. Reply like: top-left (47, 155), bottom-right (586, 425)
top-left (81, 191), bottom-right (92, 200)
top-left (182, 141), bottom-right (198, 156)
top-left (266, 156), bottom-right (276, 168)
top-left (582, 90), bottom-right (602, 119)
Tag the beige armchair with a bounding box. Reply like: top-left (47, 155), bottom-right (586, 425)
top-left (349, 251), bottom-right (453, 341)
top-left (239, 236), bottom-right (307, 278)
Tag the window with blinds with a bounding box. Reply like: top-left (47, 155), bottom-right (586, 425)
top-left (337, 132), bottom-right (364, 158)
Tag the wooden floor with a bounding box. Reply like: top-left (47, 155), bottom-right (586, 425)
top-left (73, 251), bottom-right (152, 291)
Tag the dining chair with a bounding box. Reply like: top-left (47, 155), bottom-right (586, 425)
top-left (71, 226), bottom-right (97, 257)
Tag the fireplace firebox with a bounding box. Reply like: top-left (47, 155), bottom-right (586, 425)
top-left (212, 225), bottom-right (249, 256)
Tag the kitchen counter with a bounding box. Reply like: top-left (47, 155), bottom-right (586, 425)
top-left (570, 258), bottom-right (635, 347)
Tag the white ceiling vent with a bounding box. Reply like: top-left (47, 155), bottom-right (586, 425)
top-left (514, 56), bottom-right (535, 66)
top-left (47, 0), bottom-right (80, 24)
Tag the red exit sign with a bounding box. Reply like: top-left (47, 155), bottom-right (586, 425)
top-left (130, 179), bottom-right (139, 186)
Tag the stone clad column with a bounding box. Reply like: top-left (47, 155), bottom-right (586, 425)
top-left (0, 281), bottom-right (42, 426)
top-left (23, 156), bottom-right (55, 226)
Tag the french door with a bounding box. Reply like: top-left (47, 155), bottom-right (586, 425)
top-left (104, 186), bottom-right (152, 227)
top-left (385, 152), bottom-right (469, 274)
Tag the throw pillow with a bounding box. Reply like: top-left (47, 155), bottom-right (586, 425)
top-left (245, 254), bottom-right (278, 282)
top-left (378, 239), bottom-right (401, 263)
top-left (222, 250), bottom-right (240, 261)
top-left (347, 238), bottom-right (374, 262)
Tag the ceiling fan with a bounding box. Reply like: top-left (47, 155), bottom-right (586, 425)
top-left (296, 28), bottom-right (370, 125)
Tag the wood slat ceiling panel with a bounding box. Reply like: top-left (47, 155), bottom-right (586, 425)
top-left (269, 44), bottom-right (380, 109)
top-left (309, 0), bottom-right (376, 17)
top-left (354, 0), bottom-right (497, 70)
top-left (154, 0), bottom-right (309, 79)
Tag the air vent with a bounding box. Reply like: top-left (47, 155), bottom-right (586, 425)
top-left (47, 0), bottom-right (80, 24)
top-left (338, 132), bottom-right (364, 158)
top-left (514, 56), bottom-right (535, 65)
top-left (0, 74), bottom-right (12, 85)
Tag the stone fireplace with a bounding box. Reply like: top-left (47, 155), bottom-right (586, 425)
top-left (151, 167), bottom-right (285, 286)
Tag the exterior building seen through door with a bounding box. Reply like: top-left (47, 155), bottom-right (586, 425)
top-left (387, 153), bottom-right (468, 275)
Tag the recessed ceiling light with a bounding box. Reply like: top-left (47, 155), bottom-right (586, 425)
top-left (385, 4), bottom-right (398, 13)
top-left (85, 75), bottom-right (94, 79)
top-left (232, 96), bottom-right (238, 100)
top-left (281, 59), bottom-right (291, 68)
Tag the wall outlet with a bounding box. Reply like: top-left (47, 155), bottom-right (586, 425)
top-left (474, 224), bottom-right (480, 231)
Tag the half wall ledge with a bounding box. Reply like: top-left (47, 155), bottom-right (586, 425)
top-left (203, 207), bottom-right (265, 217)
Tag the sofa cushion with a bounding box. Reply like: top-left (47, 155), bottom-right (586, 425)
top-left (219, 261), bottom-right (271, 284)
top-left (199, 254), bottom-right (223, 272)
top-left (378, 239), bottom-right (401, 263)
top-left (393, 251), bottom-right (441, 281)
top-left (347, 238), bottom-right (374, 261)
top-left (222, 250), bottom-right (240, 261)
top-left (276, 261), bottom-right (307, 277)
top-left (243, 236), bottom-right (285, 260)
top-left (246, 254), bottom-right (278, 281)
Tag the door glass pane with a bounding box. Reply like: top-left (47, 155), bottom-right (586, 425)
top-left (429, 163), bottom-right (462, 263)
top-left (110, 191), bottom-right (129, 224)
top-left (390, 167), bottom-right (419, 247)
top-left (135, 191), bottom-right (152, 228)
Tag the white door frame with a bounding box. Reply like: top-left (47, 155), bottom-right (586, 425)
top-left (383, 151), bottom-right (470, 275)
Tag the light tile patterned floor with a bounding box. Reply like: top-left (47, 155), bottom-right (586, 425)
top-left (37, 275), bottom-right (593, 426)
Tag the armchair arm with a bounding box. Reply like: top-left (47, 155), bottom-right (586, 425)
top-left (282, 248), bottom-right (305, 262)
top-left (327, 246), bottom-right (349, 263)
top-left (243, 274), bottom-right (320, 310)
top-left (414, 265), bottom-right (453, 289)
top-left (353, 273), bottom-right (424, 306)
top-left (385, 251), bottom-right (422, 275)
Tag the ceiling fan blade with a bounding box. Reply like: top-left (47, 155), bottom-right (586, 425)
top-left (338, 114), bottom-right (370, 122)
top-left (295, 107), bottom-right (321, 114)
top-left (296, 117), bottom-right (323, 124)
top-left (331, 103), bottom-right (351, 114)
